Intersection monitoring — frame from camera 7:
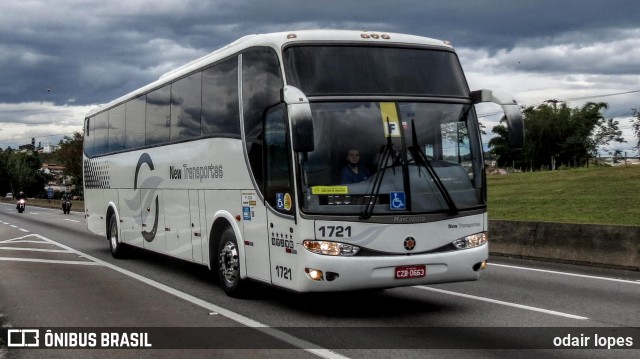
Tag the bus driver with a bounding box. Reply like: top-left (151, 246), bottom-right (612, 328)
top-left (340, 149), bottom-right (370, 184)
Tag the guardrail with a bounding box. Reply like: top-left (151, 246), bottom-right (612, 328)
top-left (489, 220), bottom-right (640, 271)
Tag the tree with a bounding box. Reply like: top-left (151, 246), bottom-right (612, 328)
top-left (0, 150), bottom-right (10, 194)
top-left (632, 108), bottom-right (640, 156)
top-left (488, 117), bottom-right (522, 169)
top-left (589, 117), bottom-right (625, 163)
top-left (5, 151), bottom-right (46, 196)
top-left (489, 101), bottom-right (622, 171)
top-left (57, 132), bottom-right (84, 190)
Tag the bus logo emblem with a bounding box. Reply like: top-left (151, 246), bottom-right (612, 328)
top-left (403, 237), bottom-right (416, 250)
top-left (135, 153), bottom-right (159, 242)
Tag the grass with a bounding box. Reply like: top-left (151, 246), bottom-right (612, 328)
top-left (487, 165), bottom-right (640, 226)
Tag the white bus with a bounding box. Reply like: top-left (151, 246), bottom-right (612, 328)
top-left (83, 30), bottom-right (524, 297)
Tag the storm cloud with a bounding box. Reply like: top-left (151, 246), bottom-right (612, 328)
top-left (1, 0), bottom-right (639, 151)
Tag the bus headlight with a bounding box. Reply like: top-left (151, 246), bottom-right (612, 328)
top-left (452, 232), bottom-right (487, 249)
top-left (303, 240), bottom-right (360, 256)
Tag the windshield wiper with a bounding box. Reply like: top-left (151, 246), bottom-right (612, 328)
top-left (360, 119), bottom-right (398, 220)
top-left (408, 120), bottom-right (458, 214)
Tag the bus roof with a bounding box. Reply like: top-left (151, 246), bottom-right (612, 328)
top-left (86, 30), bottom-right (453, 117)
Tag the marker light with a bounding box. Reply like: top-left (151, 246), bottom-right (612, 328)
top-left (452, 232), bottom-right (488, 249)
top-left (303, 240), bottom-right (360, 256)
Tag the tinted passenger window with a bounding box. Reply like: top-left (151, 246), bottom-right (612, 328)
top-left (242, 47), bottom-right (283, 189)
top-left (146, 86), bottom-right (171, 145)
top-left (93, 112), bottom-right (109, 155)
top-left (202, 57), bottom-right (240, 137)
top-left (108, 105), bottom-right (125, 152)
top-left (171, 72), bottom-right (202, 141)
top-left (125, 96), bottom-right (146, 149)
top-left (284, 46), bottom-right (468, 97)
top-left (264, 104), bottom-right (292, 212)
top-left (84, 117), bottom-right (95, 156)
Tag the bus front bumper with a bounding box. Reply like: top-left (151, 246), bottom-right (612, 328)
top-left (292, 244), bottom-right (488, 292)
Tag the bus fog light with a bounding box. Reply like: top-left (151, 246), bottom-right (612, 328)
top-left (305, 268), bottom-right (324, 281)
top-left (303, 240), bottom-right (360, 256)
top-left (452, 232), bottom-right (487, 249)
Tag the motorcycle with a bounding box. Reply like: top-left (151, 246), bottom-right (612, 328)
top-left (62, 199), bottom-right (72, 214)
top-left (16, 199), bottom-right (26, 213)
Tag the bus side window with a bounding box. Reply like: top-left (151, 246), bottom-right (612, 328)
top-left (93, 111), bottom-right (109, 156)
top-left (264, 104), bottom-right (293, 212)
top-left (84, 117), bottom-right (94, 157)
top-left (242, 47), bottom-right (284, 192)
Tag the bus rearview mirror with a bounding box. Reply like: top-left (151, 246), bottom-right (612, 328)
top-left (283, 86), bottom-right (315, 152)
top-left (471, 89), bottom-right (525, 149)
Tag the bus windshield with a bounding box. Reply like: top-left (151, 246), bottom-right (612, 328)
top-left (297, 101), bottom-right (484, 215)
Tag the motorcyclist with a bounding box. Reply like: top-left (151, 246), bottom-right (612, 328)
top-left (61, 190), bottom-right (72, 212)
top-left (16, 191), bottom-right (26, 210)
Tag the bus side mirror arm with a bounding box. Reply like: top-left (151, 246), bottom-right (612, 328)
top-left (283, 86), bottom-right (315, 152)
top-left (471, 89), bottom-right (525, 148)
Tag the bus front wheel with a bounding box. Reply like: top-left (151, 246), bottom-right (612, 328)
top-left (217, 227), bottom-right (247, 297)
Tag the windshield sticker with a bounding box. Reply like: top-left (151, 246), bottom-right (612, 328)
top-left (276, 193), bottom-right (285, 209)
top-left (276, 193), bottom-right (293, 211)
top-left (380, 102), bottom-right (401, 138)
top-left (311, 186), bottom-right (349, 195)
top-left (284, 193), bottom-right (292, 211)
top-left (390, 191), bottom-right (406, 210)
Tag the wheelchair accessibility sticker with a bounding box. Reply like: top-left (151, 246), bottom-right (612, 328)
top-left (276, 193), bottom-right (292, 211)
top-left (390, 191), bottom-right (406, 210)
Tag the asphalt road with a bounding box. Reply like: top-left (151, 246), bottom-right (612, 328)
top-left (1, 202), bottom-right (639, 358)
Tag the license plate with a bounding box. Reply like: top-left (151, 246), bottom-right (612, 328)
top-left (395, 265), bottom-right (426, 279)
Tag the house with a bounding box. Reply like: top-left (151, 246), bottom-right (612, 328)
top-left (41, 163), bottom-right (71, 185)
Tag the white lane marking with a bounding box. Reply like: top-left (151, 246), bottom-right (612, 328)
top-left (9, 225), bottom-right (17, 228)
top-left (1, 240), bottom-right (49, 244)
top-left (30, 234), bottom-right (348, 359)
top-left (0, 247), bottom-right (71, 253)
top-left (63, 219), bottom-right (80, 223)
top-left (415, 286), bottom-right (589, 320)
top-left (0, 257), bottom-right (100, 266)
top-left (489, 263), bottom-right (640, 285)
top-left (19, 228), bottom-right (30, 232)
top-left (1, 234), bottom-right (51, 244)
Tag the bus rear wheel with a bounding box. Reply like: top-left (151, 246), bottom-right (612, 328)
top-left (108, 215), bottom-right (127, 259)
top-left (217, 227), bottom-right (247, 297)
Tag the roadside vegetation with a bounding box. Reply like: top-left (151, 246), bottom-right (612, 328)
top-left (487, 165), bottom-right (640, 226)
top-left (0, 133), bottom-right (83, 198)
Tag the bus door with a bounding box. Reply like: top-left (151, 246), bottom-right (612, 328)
top-left (241, 192), bottom-right (271, 282)
top-left (263, 104), bottom-right (297, 289)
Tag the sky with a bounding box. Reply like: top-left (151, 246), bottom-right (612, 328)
top-left (1, 0), bottom-right (639, 155)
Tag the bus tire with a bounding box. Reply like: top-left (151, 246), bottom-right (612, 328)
top-left (217, 227), bottom-right (247, 297)
top-left (108, 215), bottom-right (127, 259)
